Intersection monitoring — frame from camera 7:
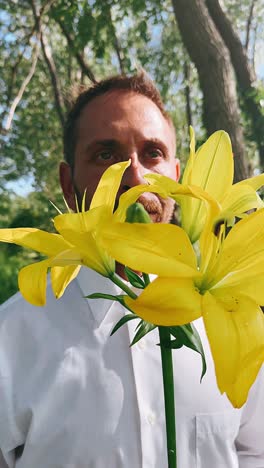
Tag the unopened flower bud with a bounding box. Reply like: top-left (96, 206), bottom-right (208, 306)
top-left (125, 203), bottom-right (152, 224)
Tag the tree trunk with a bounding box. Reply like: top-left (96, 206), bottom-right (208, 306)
top-left (205, 0), bottom-right (264, 168)
top-left (172, 0), bottom-right (249, 182)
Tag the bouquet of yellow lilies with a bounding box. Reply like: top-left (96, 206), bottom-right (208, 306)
top-left (1, 129), bottom-right (264, 468)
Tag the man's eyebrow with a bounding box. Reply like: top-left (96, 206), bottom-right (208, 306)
top-left (143, 138), bottom-right (167, 146)
top-left (85, 139), bottom-right (121, 152)
top-left (84, 138), bottom-right (169, 155)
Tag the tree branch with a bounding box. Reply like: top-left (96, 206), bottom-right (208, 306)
top-left (107, 7), bottom-right (126, 74)
top-left (55, 17), bottom-right (97, 84)
top-left (183, 60), bottom-right (192, 127)
top-left (30, 0), bottom-right (65, 128)
top-left (245, 0), bottom-right (256, 52)
top-left (206, 0), bottom-right (256, 85)
top-left (251, 22), bottom-right (258, 73)
top-left (0, 24), bottom-right (37, 132)
top-left (3, 43), bottom-right (40, 133)
top-left (39, 31), bottom-right (65, 127)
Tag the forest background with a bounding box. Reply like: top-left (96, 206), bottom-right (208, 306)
top-left (0, 0), bottom-right (264, 303)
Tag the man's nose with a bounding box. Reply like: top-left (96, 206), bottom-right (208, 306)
top-left (121, 154), bottom-right (146, 191)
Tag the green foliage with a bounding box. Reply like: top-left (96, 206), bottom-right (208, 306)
top-left (0, 0), bottom-right (263, 302)
top-left (0, 190), bottom-right (59, 303)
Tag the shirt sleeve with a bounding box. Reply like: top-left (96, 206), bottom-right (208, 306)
top-left (235, 365), bottom-right (264, 468)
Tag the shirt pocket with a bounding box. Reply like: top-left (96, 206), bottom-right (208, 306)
top-left (195, 410), bottom-right (240, 468)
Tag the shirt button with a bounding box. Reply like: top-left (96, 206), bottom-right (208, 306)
top-left (147, 411), bottom-right (156, 425)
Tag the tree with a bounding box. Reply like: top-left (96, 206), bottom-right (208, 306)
top-left (0, 189), bottom-right (57, 303)
top-left (0, 0), bottom-right (264, 301)
top-left (205, 0), bottom-right (264, 168)
top-left (172, 0), bottom-right (249, 181)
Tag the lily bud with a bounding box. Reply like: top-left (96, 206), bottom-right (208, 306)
top-left (125, 203), bottom-right (152, 224)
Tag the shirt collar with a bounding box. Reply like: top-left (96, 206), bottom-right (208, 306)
top-left (77, 267), bottom-right (156, 328)
top-left (77, 267), bottom-right (123, 326)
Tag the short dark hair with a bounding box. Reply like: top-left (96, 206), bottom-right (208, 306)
top-left (63, 71), bottom-right (173, 169)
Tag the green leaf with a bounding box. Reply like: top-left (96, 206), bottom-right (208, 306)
top-left (85, 292), bottom-right (129, 307)
top-left (111, 314), bottom-right (139, 336)
top-left (85, 292), bottom-right (124, 302)
top-left (168, 339), bottom-right (183, 349)
top-left (130, 320), bottom-right (156, 346)
top-left (143, 273), bottom-right (150, 286)
top-left (169, 323), bottom-right (207, 381)
top-left (124, 266), bottom-right (145, 289)
top-left (86, 292), bottom-right (137, 314)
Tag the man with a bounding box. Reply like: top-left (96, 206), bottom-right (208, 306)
top-left (0, 71), bottom-right (263, 467)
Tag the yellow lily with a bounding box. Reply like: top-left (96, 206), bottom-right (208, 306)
top-left (147, 128), bottom-right (264, 244)
top-left (0, 160), bottom-right (191, 306)
top-left (0, 160), bottom-right (149, 306)
top-left (99, 207), bottom-right (264, 407)
top-left (0, 228), bottom-right (81, 306)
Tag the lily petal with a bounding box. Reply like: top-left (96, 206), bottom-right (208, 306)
top-left (237, 172), bottom-right (264, 191)
top-left (125, 277), bottom-right (202, 326)
top-left (114, 184), bottom-right (167, 222)
top-left (191, 131), bottom-right (233, 196)
top-left (99, 222), bottom-right (199, 278)
top-left (212, 208), bottom-right (264, 283)
top-left (221, 183), bottom-right (263, 220)
top-left (144, 174), bottom-right (221, 217)
top-left (182, 126), bottom-right (196, 185)
top-left (57, 230), bottom-right (114, 276)
top-left (0, 228), bottom-right (70, 256)
top-left (51, 265), bottom-right (81, 299)
top-left (225, 344), bottom-right (264, 408)
top-left (54, 206), bottom-right (109, 235)
top-left (18, 259), bottom-right (51, 306)
top-left (182, 131), bottom-right (233, 242)
top-left (90, 160), bottom-right (130, 211)
top-left (202, 291), bottom-right (264, 407)
top-left (229, 276), bottom-right (264, 305)
top-left (50, 248), bottom-right (83, 266)
top-left (211, 256), bottom-right (264, 302)
top-left (202, 292), bottom-right (240, 395)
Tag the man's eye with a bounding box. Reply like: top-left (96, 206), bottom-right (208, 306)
top-left (97, 151), bottom-right (113, 161)
top-left (147, 149), bottom-right (163, 158)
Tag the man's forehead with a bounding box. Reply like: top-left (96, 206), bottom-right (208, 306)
top-left (77, 89), bottom-right (176, 144)
top-left (79, 89), bottom-right (161, 119)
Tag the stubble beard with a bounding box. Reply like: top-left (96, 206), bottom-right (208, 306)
top-left (136, 193), bottom-right (175, 224)
top-left (73, 182), bottom-right (175, 224)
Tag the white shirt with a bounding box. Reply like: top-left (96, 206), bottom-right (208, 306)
top-left (0, 267), bottom-right (263, 468)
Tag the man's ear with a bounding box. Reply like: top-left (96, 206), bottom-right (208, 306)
top-left (175, 158), bottom-right (180, 181)
top-left (59, 162), bottom-right (76, 211)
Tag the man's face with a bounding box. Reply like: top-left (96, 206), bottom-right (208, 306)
top-left (60, 90), bottom-right (180, 223)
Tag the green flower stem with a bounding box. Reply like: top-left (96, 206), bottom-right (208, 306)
top-left (111, 272), bottom-right (177, 467)
top-left (110, 273), bottom-right (138, 299)
top-left (159, 326), bottom-right (177, 468)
